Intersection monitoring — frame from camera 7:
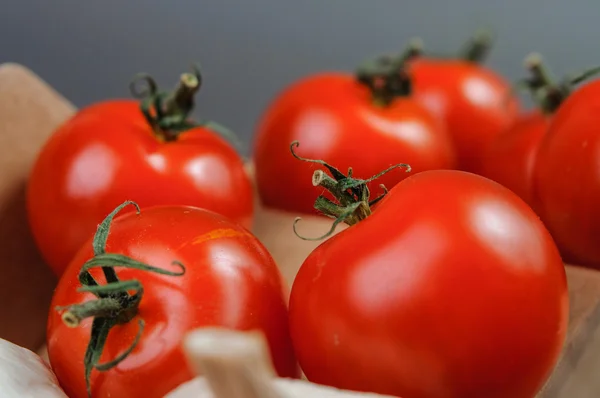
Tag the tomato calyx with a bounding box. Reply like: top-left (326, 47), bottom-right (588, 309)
top-left (289, 141), bottom-right (411, 241)
top-left (514, 53), bottom-right (600, 114)
top-left (356, 41), bottom-right (421, 106)
top-left (399, 29), bottom-right (493, 64)
top-left (55, 201), bottom-right (186, 398)
top-left (129, 65), bottom-right (240, 147)
top-left (457, 29), bottom-right (494, 63)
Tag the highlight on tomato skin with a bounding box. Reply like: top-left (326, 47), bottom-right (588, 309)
top-left (406, 30), bottom-right (521, 175)
top-left (26, 65), bottom-right (253, 278)
top-left (252, 45), bottom-right (456, 218)
top-left (287, 153), bottom-right (568, 398)
top-left (47, 201), bottom-right (297, 398)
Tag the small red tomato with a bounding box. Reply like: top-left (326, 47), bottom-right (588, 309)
top-left (288, 152), bottom-right (568, 398)
top-left (47, 202), bottom-right (297, 398)
top-left (27, 67), bottom-right (253, 276)
top-left (253, 51), bottom-right (456, 216)
top-left (408, 31), bottom-right (520, 173)
top-left (534, 70), bottom-right (600, 267)
top-left (481, 111), bottom-right (548, 207)
top-left (480, 54), bottom-right (567, 207)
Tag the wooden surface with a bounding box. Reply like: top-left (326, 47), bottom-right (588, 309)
top-left (4, 63), bottom-right (600, 396)
top-left (538, 265), bottom-right (600, 397)
top-left (0, 64), bottom-right (75, 351)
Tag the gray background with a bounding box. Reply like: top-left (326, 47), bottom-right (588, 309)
top-left (1, 0), bottom-right (597, 155)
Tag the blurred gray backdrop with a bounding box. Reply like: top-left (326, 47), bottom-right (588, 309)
top-left (1, 0), bottom-right (597, 155)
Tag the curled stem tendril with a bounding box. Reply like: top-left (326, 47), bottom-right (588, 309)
top-left (54, 200), bottom-right (186, 397)
top-left (290, 141), bottom-right (411, 241)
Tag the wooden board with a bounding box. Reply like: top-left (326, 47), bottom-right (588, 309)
top-left (538, 265), bottom-right (600, 397)
top-left (3, 63), bottom-right (600, 397)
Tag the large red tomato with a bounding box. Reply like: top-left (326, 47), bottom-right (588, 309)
top-left (408, 32), bottom-right (520, 173)
top-left (47, 202), bottom-right (297, 398)
top-left (27, 67), bottom-right (253, 276)
top-left (534, 78), bottom-right (600, 267)
top-left (288, 157), bottom-right (568, 398)
top-left (253, 52), bottom-right (456, 215)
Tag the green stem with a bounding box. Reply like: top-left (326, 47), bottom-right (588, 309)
top-left (459, 29), bottom-right (494, 63)
top-left (513, 53), bottom-right (600, 115)
top-left (521, 53), bottom-right (564, 114)
top-left (54, 200), bottom-right (186, 398)
top-left (163, 71), bottom-right (201, 117)
top-left (128, 65), bottom-right (242, 150)
top-left (356, 40), bottom-right (422, 106)
top-left (58, 298), bottom-right (122, 328)
top-left (289, 141), bottom-right (411, 240)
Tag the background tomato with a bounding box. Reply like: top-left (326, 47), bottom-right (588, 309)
top-left (408, 31), bottom-right (520, 174)
top-left (27, 68), bottom-right (253, 276)
top-left (253, 53), bottom-right (456, 216)
top-left (534, 78), bottom-right (600, 268)
top-left (289, 165), bottom-right (567, 398)
top-left (47, 202), bottom-right (297, 398)
top-left (480, 110), bottom-right (548, 207)
top-left (480, 54), bottom-right (567, 207)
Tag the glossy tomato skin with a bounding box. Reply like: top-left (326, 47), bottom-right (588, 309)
top-left (27, 100), bottom-right (253, 276)
top-left (409, 59), bottom-right (520, 174)
top-left (253, 73), bottom-right (456, 215)
top-left (480, 110), bottom-right (549, 208)
top-left (289, 170), bottom-right (567, 398)
top-left (534, 80), bottom-right (600, 267)
top-left (47, 205), bottom-right (297, 398)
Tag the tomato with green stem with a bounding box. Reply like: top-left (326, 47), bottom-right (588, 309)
top-left (47, 201), bottom-right (297, 398)
top-left (27, 66), bottom-right (252, 277)
top-left (253, 46), bottom-right (456, 216)
top-left (479, 54), bottom-right (562, 207)
top-left (408, 30), bottom-right (520, 174)
top-left (288, 143), bottom-right (568, 398)
top-left (534, 68), bottom-right (600, 268)
top-left (481, 54), bottom-right (600, 208)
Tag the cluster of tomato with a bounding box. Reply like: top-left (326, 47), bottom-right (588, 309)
top-left (24, 31), bottom-right (600, 398)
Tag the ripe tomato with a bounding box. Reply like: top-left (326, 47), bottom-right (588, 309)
top-left (27, 67), bottom-right (253, 276)
top-left (480, 54), bottom-right (566, 207)
top-left (408, 32), bottom-right (520, 173)
top-left (534, 78), bottom-right (600, 267)
top-left (480, 111), bottom-right (548, 207)
top-left (288, 157), bottom-right (568, 398)
top-left (47, 202), bottom-right (297, 398)
top-left (253, 52), bottom-right (456, 216)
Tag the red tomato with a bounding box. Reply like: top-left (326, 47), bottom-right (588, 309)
top-left (480, 54), bottom-right (573, 208)
top-left (253, 58), bottom-right (456, 216)
top-left (27, 69), bottom-right (253, 276)
top-left (289, 161), bottom-right (567, 398)
top-left (479, 111), bottom-right (549, 207)
top-left (47, 202), bottom-right (297, 398)
top-left (534, 78), bottom-right (600, 267)
top-left (409, 33), bottom-right (520, 173)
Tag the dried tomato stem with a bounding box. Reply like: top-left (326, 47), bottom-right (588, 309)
top-left (459, 29), bottom-right (493, 63)
top-left (289, 141), bottom-right (411, 241)
top-left (163, 69), bottom-right (202, 118)
top-left (54, 201), bottom-right (186, 398)
top-left (514, 54), bottom-right (600, 115)
top-left (59, 298), bottom-right (122, 328)
top-left (356, 41), bottom-right (422, 106)
top-left (128, 65), bottom-right (242, 149)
